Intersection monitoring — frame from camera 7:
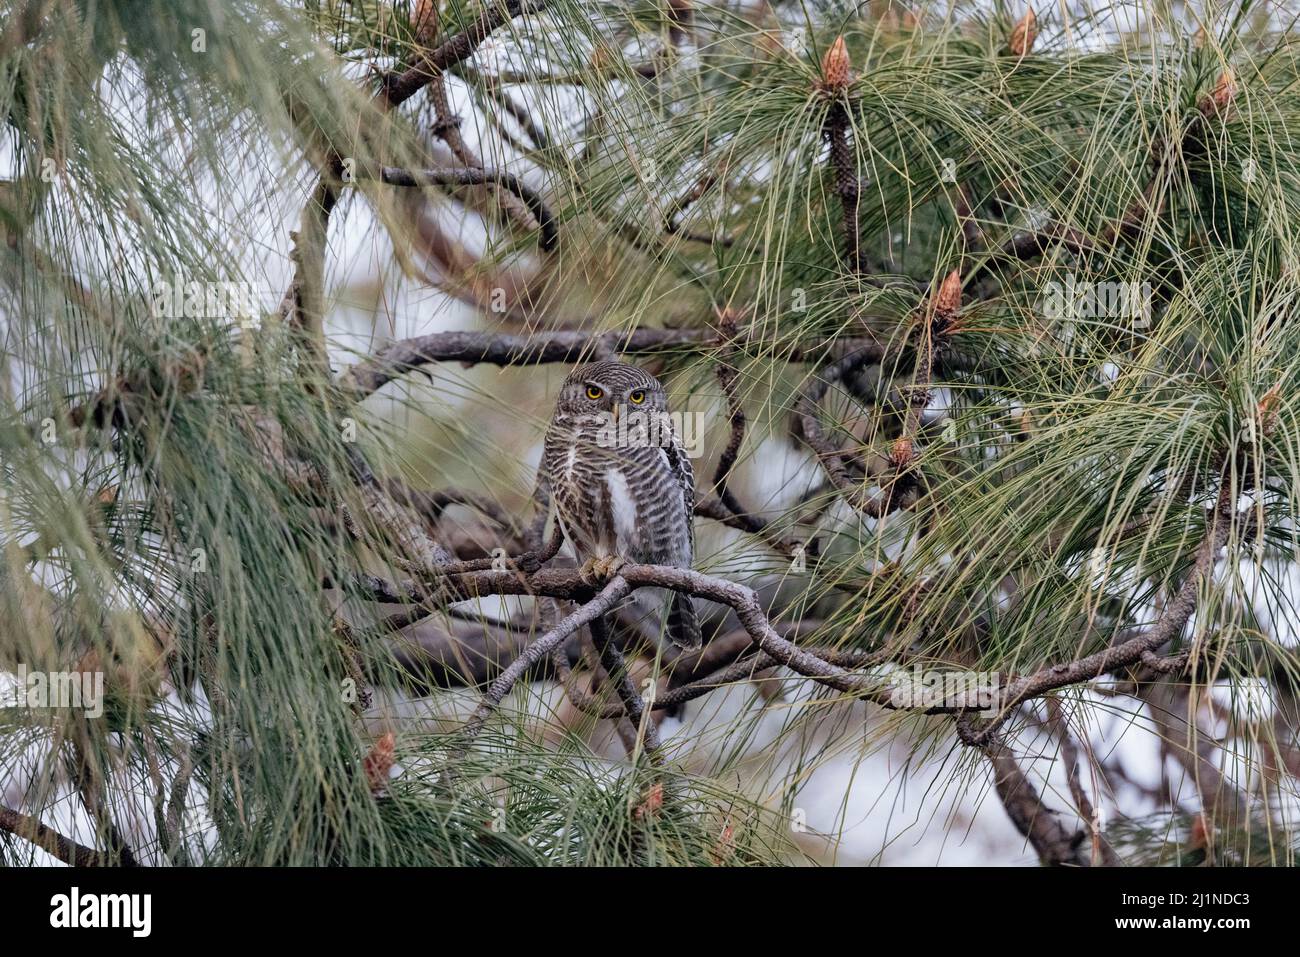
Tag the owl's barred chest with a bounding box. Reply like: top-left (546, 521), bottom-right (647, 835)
top-left (542, 425), bottom-right (692, 565)
top-left (556, 462), bottom-right (643, 558)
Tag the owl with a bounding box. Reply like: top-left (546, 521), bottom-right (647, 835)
top-left (541, 360), bottom-right (701, 649)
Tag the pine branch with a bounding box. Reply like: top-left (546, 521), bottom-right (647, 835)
top-left (0, 804), bottom-right (105, 867)
top-left (981, 736), bottom-right (1090, 867)
top-left (960, 470), bottom-right (1237, 747)
top-left (340, 327), bottom-right (886, 400)
top-left (369, 165), bottom-right (557, 250)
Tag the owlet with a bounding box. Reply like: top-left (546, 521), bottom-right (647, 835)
top-left (541, 360), bottom-right (701, 649)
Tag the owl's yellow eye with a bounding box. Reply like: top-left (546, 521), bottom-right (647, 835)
top-left (585, 385), bottom-right (604, 400)
top-left (628, 390), bottom-right (646, 405)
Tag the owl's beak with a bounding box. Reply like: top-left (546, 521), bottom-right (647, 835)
top-left (610, 403), bottom-right (620, 423)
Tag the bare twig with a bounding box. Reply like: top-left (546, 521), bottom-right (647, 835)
top-left (588, 615), bottom-right (663, 764)
top-left (340, 327), bottom-right (885, 400)
top-left (980, 735), bottom-right (1089, 866)
top-left (380, 0), bottom-right (550, 110)
top-left (711, 308), bottom-right (749, 517)
top-left (448, 576), bottom-right (632, 759)
top-left (1046, 699), bottom-right (1120, 865)
top-left (424, 62), bottom-right (539, 238)
top-left (693, 495), bottom-right (807, 561)
top-left (793, 346), bottom-right (919, 518)
top-left (370, 165), bottom-right (557, 251)
top-left (0, 804), bottom-right (104, 867)
top-left (282, 0), bottom-right (551, 363)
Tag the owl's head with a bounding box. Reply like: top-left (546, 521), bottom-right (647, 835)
top-left (557, 360), bottom-right (668, 420)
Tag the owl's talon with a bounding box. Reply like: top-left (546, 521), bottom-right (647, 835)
top-left (579, 556), bottom-right (626, 586)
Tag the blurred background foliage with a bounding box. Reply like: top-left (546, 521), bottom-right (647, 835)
top-left (2, 0), bottom-right (1300, 865)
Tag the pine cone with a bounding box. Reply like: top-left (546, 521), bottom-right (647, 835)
top-left (1008, 9), bottom-right (1037, 57)
top-left (1259, 386), bottom-right (1282, 437)
top-left (890, 437), bottom-right (915, 466)
top-left (820, 36), bottom-right (852, 92)
top-left (633, 782), bottom-right (665, 819)
top-left (412, 0), bottom-right (438, 47)
top-left (1199, 70), bottom-right (1236, 118)
top-left (363, 731), bottom-right (396, 794)
top-left (932, 269), bottom-right (963, 317)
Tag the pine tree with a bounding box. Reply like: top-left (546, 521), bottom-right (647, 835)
top-left (1, 0), bottom-right (1298, 867)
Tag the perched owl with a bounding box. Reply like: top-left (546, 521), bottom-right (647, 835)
top-left (541, 360), bottom-right (701, 649)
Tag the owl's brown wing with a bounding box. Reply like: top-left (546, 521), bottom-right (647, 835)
top-left (660, 420), bottom-right (700, 649)
top-left (662, 425), bottom-right (695, 558)
top-left (540, 417), bottom-right (597, 554)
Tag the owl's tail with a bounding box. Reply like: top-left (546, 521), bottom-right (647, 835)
top-left (667, 591), bottom-right (702, 650)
